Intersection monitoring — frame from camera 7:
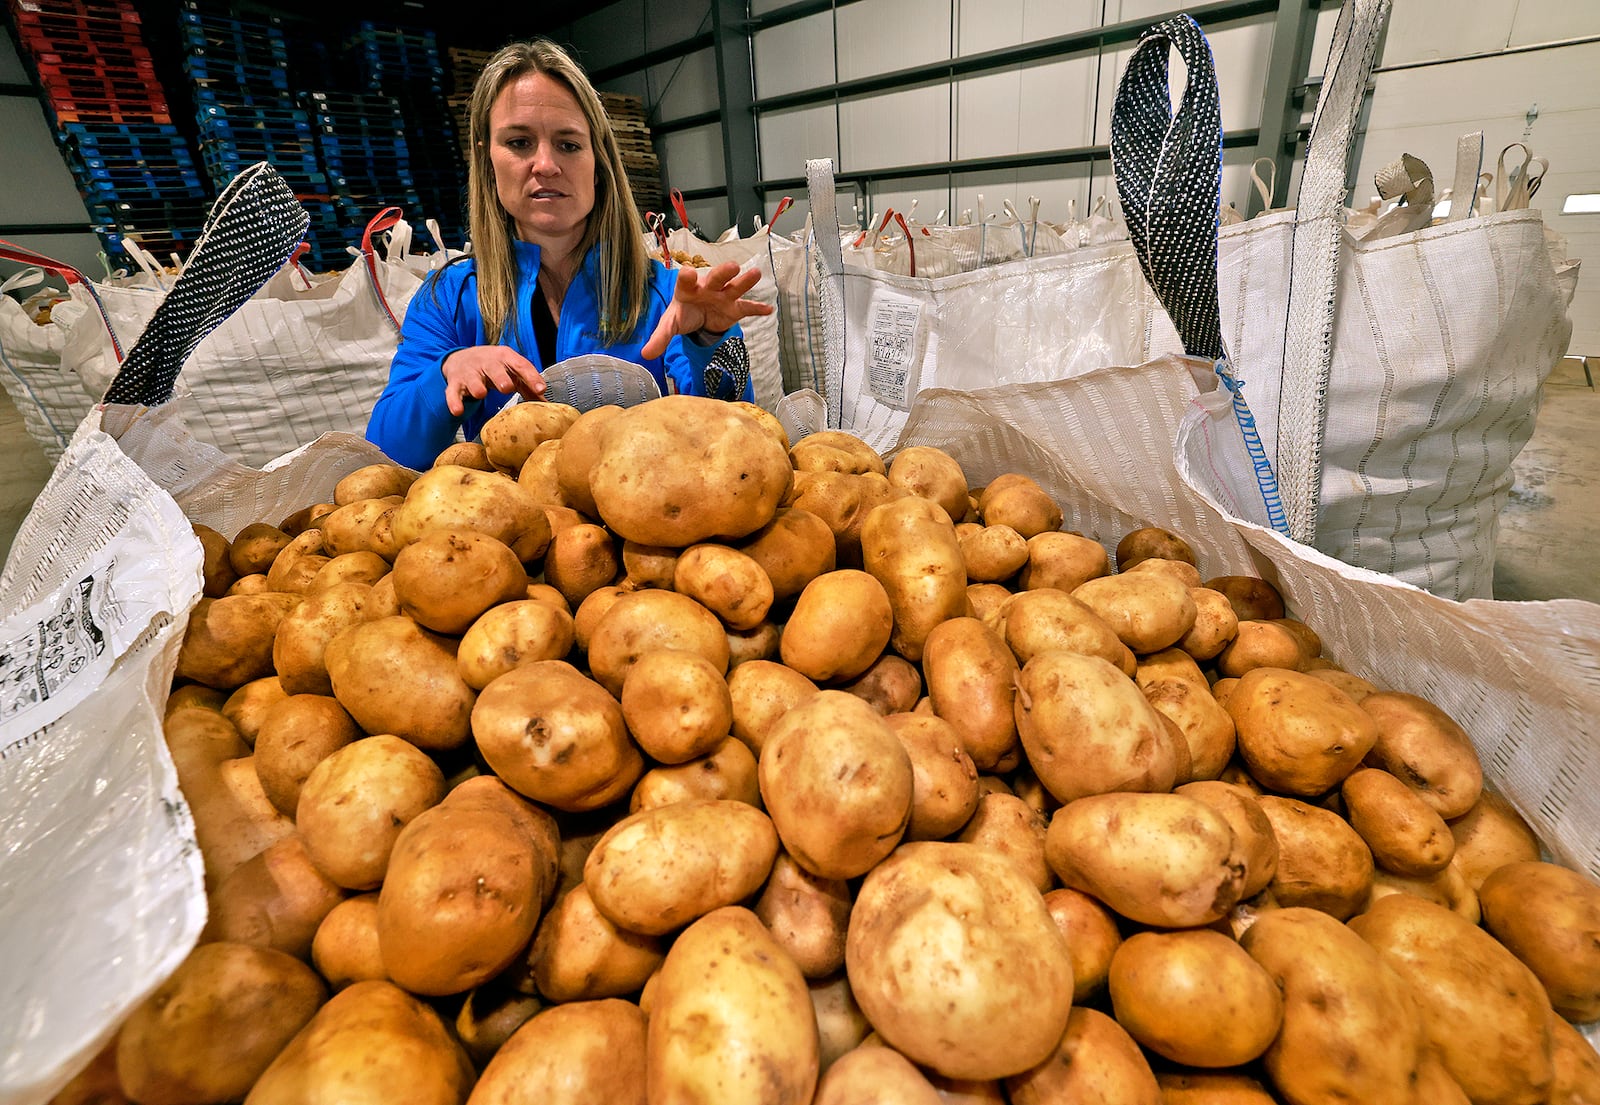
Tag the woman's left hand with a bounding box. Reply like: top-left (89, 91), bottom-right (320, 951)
top-left (641, 260), bottom-right (775, 359)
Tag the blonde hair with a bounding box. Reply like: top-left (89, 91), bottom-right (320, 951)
top-left (466, 39), bottom-right (650, 346)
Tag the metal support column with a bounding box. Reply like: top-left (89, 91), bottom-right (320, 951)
top-left (1250, 0), bottom-right (1321, 214)
top-left (710, 0), bottom-right (763, 230)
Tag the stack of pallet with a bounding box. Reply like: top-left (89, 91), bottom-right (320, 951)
top-left (10, 0), bottom-right (210, 266)
top-left (301, 90), bottom-right (421, 245)
top-left (601, 91), bottom-right (662, 220)
top-left (445, 46), bottom-right (493, 168)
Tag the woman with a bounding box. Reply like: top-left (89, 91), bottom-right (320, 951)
top-left (366, 39), bottom-right (771, 469)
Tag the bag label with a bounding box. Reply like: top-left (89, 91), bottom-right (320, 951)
top-left (866, 295), bottom-right (924, 410)
top-left (0, 567), bottom-right (119, 749)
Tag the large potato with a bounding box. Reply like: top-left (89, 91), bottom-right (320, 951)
top-left (792, 430), bottom-right (886, 476)
top-left (786, 470), bottom-right (908, 566)
top-left (391, 465), bottom-right (552, 561)
top-left (325, 616), bottom-right (476, 752)
top-left (1015, 652), bottom-right (1180, 802)
top-left (296, 734), bottom-right (447, 890)
top-left (1240, 907), bottom-right (1424, 1105)
top-left (1449, 788), bottom-right (1541, 890)
top-left (1360, 691), bottom-right (1484, 819)
top-left (1004, 1008), bottom-right (1161, 1105)
top-left (922, 617), bottom-right (1019, 771)
top-left (956, 792), bottom-right (1052, 894)
top-left (591, 395), bottom-right (792, 545)
top-left (958, 523), bottom-right (1029, 583)
top-left (619, 648), bottom-right (733, 764)
top-left (586, 588), bottom-right (730, 697)
top-left (252, 693), bottom-right (361, 817)
top-left (1045, 792), bottom-right (1245, 928)
top-left (1174, 780), bottom-right (1279, 899)
top-left (335, 463), bottom-right (417, 506)
top-left (117, 942), bottom-right (326, 1105)
top-left (998, 587), bottom-right (1133, 673)
top-left (1072, 572), bottom-right (1197, 655)
top-left (455, 599), bottom-right (575, 690)
top-left (472, 660), bottom-right (642, 812)
top-left (377, 777), bottom-right (560, 996)
top-left (585, 799), bottom-right (779, 936)
top-left (884, 713), bottom-right (980, 841)
top-left (779, 570), bottom-right (894, 683)
top-left (728, 660), bottom-right (821, 755)
top-left (1017, 531), bottom-right (1108, 592)
top-left (846, 841), bottom-right (1074, 1081)
top-left (245, 980), bottom-right (474, 1105)
top-left (554, 404), bottom-right (624, 517)
top-left (176, 593), bottom-right (301, 689)
top-left (758, 691), bottom-right (913, 879)
top-left (1142, 676), bottom-right (1236, 781)
top-left (1547, 1011), bottom-right (1600, 1105)
top-left (674, 543), bottom-right (774, 629)
top-left (755, 851), bottom-right (853, 979)
top-left (860, 496), bottom-right (967, 662)
top-left (1178, 587), bottom-right (1239, 661)
top-left (230, 522), bottom-right (293, 577)
top-left (1342, 767), bottom-right (1455, 877)
top-left (735, 507), bottom-right (838, 600)
top-left (1228, 667), bottom-right (1378, 795)
top-left (1043, 889), bottom-right (1122, 1004)
top-left (978, 474), bottom-right (1062, 538)
top-left (469, 999), bottom-right (646, 1105)
top-left (887, 445), bottom-right (969, 522)
top-left (391, 529), bottom-right (527, 634)
top-left (1108, 929), bottom-right (1282, 1068)
top-left (527, 884), bottom-right (664, 1003)
top-left (1257, 795), bottom-right (1374, 920)
top-left (321, 496), bottom-right (403, 558)
top-left (629, 736), bottom-right (760, 811)
top-left (202, 835), bottom-right (345, 960)
top-left (648, 907), bottom-right (819, 1105)
top-left (814, 1047), bottom-right (941, 1105)
top-left (480, 400), bottom-right (579, 472)
top-left (1479, 861), bottom-right (1600, 1023)
top-left (1350, 893), bottom-right (1554, 1105)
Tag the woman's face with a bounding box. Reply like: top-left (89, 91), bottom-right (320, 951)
top-left (487, 71), bottom-right (597, 248)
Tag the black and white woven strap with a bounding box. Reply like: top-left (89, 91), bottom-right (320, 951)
top-left (103, 163), bottom-right (310, 406)
top-left (702, 335), bottom-right (751, 401)
top-left (1110, 14), bottom-right (1225, 362)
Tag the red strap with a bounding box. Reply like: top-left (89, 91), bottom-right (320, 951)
top-left (671, 189), bottom-right (690, 229)
top-left (645, 211), bottom-right (672, 263)
top-left (358, 207), bottom-right (405, 333)
top-left (770, 196), bottom-right (795, 229)
top-left (0, 239), bottom-right (89, 285)
top-left (360, 206), bottom-right (405, 255)
top-left (288, 242), bottom-right (313, 290)
top-left (853, 209), bottom-right (895, 250)
top-left (893, 213), bottom-right (916, 278)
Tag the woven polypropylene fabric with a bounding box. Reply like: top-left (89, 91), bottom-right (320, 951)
top-left (0, 297), bottom-right (87, 463)
top-left (539, 354), bottom-right (661, 411)
top-left (103, 163), bottom-right (310, 407)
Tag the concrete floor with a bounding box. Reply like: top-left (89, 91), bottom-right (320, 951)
top-left (0, 370), bottom-right (1596, 599)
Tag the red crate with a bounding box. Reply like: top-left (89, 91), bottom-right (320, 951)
top-left (48, 99), bottom-right (172, 125)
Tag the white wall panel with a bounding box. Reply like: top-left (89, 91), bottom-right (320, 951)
top-left (599, 73), bottom-right (651, 102)
top-left (0, 100), bottom-right (95, 226)
top-left (1379, 0), bottom-right (1518, 65)
top-left (647, 47), bottom-right (721, 120)
top-left (954, 55), bottom-right (1101, 158)
top-left (753, 14), bottom-right (836, 99)
top-left (836, 0), bottom-right (952, 81)
top-left (1508, 0), bottom-right (1600, 47)
top-left (1, 23), bottom-right (27, 82)
top-left (570, 0), bottom-right (647, 72)
top-left (645, 0), bottom-right (713, 52)
top-left (839, 85), bottom-right (951, 172)
top-left (682, 197), bottom-right (728, 236)
top-left (955, 0), bottom-right (1100, 56)
top-left (660, 123), bottom-right (725, 193)
top-left (759, 104), bottom-right (840, 183)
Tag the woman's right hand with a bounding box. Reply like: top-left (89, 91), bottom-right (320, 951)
top-left (442, 345), bottom-right (546, 416)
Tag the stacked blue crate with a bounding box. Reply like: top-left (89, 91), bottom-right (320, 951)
top-left (346, 22), bottom-right (466, 251)
top-left (302, 90), bottom-right (423, 249)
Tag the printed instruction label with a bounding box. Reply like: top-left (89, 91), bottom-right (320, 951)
top-left (866, 295), bottom-right (925, 410)
top-left (0, 569), bottom-right (115, 738)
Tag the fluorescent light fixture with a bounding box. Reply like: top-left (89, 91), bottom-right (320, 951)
top-left (1563, 193), bottom-right (1600, 214)
top-left (1432, 199), bottom-right (1452, 218)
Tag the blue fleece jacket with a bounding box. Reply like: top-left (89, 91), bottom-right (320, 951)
top-left (366, 239), bottom-right (749, 469)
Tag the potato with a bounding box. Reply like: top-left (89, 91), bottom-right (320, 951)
top-left (1272, 617), bottom-right (1322, 661)
top-left (195, 523), bottom-right (239, 597)
top-left (1116, 526), bottom-right (1196, 570)
top-left (885, 713), bottom-right (980, 841)
top-left (527, 883), bottom-right (664, 1003)
top-left (838, 653), bottom-right (922, 715)
top-left (955, 792), bottom-right (1051, 893)
top-left (226, 573), bottom-right (271, 596)
top-left (726, 620), bottom-right (780, 667)
top-left (1228, 667), bottom-right (1378, 795)
top-left (454, 981), bottom-right (543, 1071)
top-left (1546, 1011), bottom-right (1600, 1105)
top-left (392, 464), bottom-right (552, 561)
top-left (252, 693), bottom-right (361, 817)
top-left (779, 569), bottom-right (893, 682)
top-left (1155, 1071), bottom-right (1278, 1104)
top-left (1203, 574), bottom-right (1285, 621)
top-left (176, 593), bottom-right (300, 689)
top-left (585, 799), bottom-right (779, 935)
top-left (883, 444), bottom-right (966, 520)
top-left (617, 648), bottom-right (732, 763)
top-left (733, 400), bottom-right (790, 450)
top-left (167, 717), bottom-right (295, 887)
top-left (325, 616), bottom-right (476, 752)
top-left (1479, 861), bottom-right (1600, 1023)
top-left (366, 571), bottom-right (400, 616)
top-left (618, 540), bottom-right (677, 589)
top-left (814, 1047), bottom-right (941, 1105)
top-left (673, 543), bottom-right (774, 630)
top-left (1365, 856), bottom-right (1482, 922)
top-left (1449, 788), bottom-right (1541, 890)
top-left (434, 441), bottom-right (492, 470)
top-left (979, 474), bottom-right (1062, 538)
top-left (320, 496), bottom-right (401, 558)
top-left (1341, 767), bottom-right (1455, 877)
top-left (278, 502), bottom-right (335, 537)
top-left (311, 893), bottom-right (386, 989)
top-left (755, 851), bottom-right (853, 979)
top-left (481, 400), bottom-right (579, 472)
top-left (1216, 620), bottom-right (1306, 676)
top-left (265, 528), bottom-right (330, 595)
top-left (1072, 572), bottom-right (1197, 655)
top-left (168, 683), bottom-right (228, 715)
top-left (472, 659), bottom-right (641, 811)
top-left (377, 777), bottom-right (559, 995)
top-left (296, 735), bottom-right (446, 890)
top-left (1360, 691), bottom-right (1484, 819)
top-left (921, 617), bottom-right (1019, 772)
top-left (1350, 894), bottom-right (1554, 1105)
top-left (785, 470), bottom-right (907, 566)
top-left (1240, 907), bottom-right (1424, 1105)
top-left (999, 587), bottom-right (1134, 673)
top-left (758, 691), bottom-right (912, 879)
top-left (1042, 888), bottom-right (1121, 1004)
top-left (390, 529), bottom-right (528, 634)
top-left (455, 599), bottom-right (575, 690)
top-left (516, 438), bottom-right (567, 505)
top-left (591, 395), bottom-right (792, 545)
top-left (334, 463), bottom-right (416, 506)
top-left (728, 660), bottom-right (819, 755)
top-left (792, 429), bottom-right (887, 476)
top-left (524, 581), bottom-right (571, 611)
top-left (1017, 531), bottom-right (1108, 592)
top-left (1015, 652), bottom-right (1179, 802)
top-left (1142, 676), bottom-right (1236, 781)
top-left (1108, 929), bottom-right (1282, 1067)
top-left (1045, 792), bottom-right (1245, 928)
top-left (307, 551), bottom-right (389, 594)
top-left (586, 588), bottom-right (730, 697)
top-left (1178, 586), bottom-right (1239, 661)
top-left (245, 980), bottom-right (474, 1105)
top-left (221, 677), bottom-right (288, 744)
top-left (117, 942), bottom-right (326, 1105)
top-left (860, 495), bottom-right (967, 662)
top-left (470, 999), bottom-right (646, 1105)
top-left (230, 522), bottom-right (294, 576)
top-left (554, 404), bottom-right (624, 517)
top-left (630, 736), bottom-right (760, 812)
top-left (810, 974), bottom-right (872, 1075)
top-left (957, 523), bottom-right (1028, 583)
top-left (965, 582), bottom-right (1011, 622)
top-left (735, 507), bottom-right (838, 600)
top-left (1004, 1008), bottom-right (1160, 1104)
top-left (1126, 556), bottom-right (1203, 588)
top-left (1175, 780), bottom-right (1279, 899)
top-left (1256, 795), bottom-right (1374, 920)
top-left (1306, 665), bottom-right (1380, 702)
top-left (542, 523), bottom-right (621, 608)
top-left (847, 841), bottom-right (1074, 1080)
top-left (203, 835), bottom-right (345, 959)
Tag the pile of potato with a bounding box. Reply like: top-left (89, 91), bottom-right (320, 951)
top-left (54, 395), bottom-right (1600, 1105)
